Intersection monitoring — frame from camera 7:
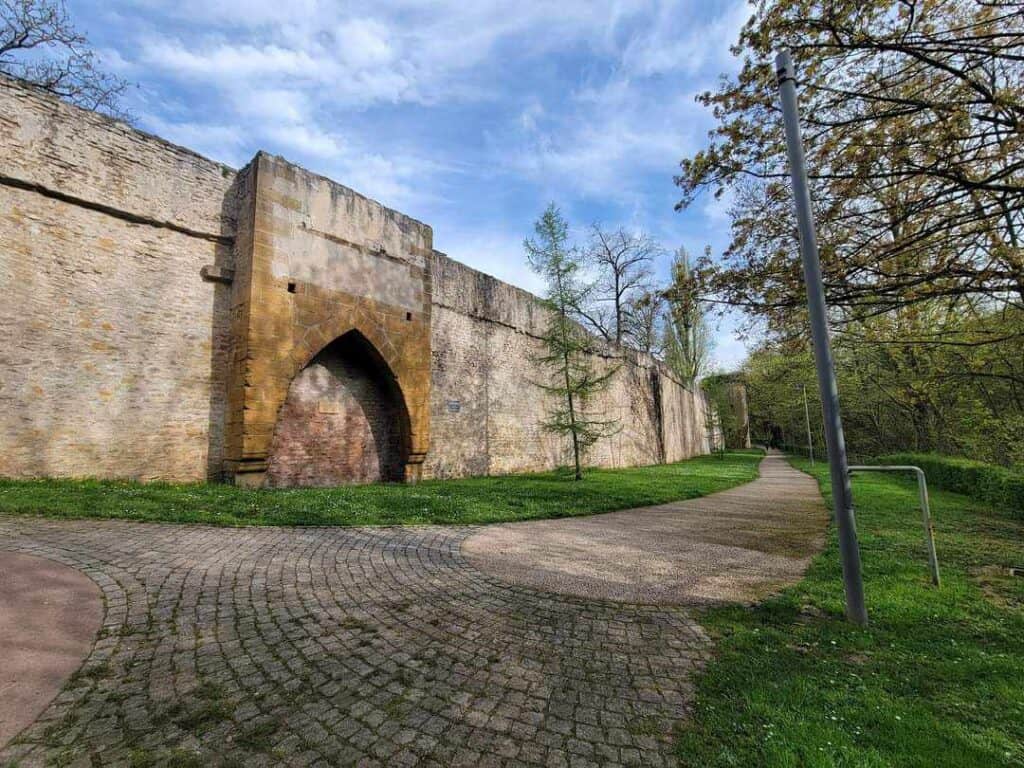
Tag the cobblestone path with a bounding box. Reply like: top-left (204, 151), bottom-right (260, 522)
top-left (0, 518), bottom-right (711, 767)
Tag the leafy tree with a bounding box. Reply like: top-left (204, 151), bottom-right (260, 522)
top-left (702, 374), bottom-right (747, 454)
top-left (662, 247), bottom-right (713, 386)
top-left (1, 0), bottom-right (128, 118)
top-left (525, 204), bottom-right (618, 480)
top-left (576, 224), bottom-right (661, 346)
top-left (742, 303), bottom-right (1024, 468)
top-left (676, 0), bottom-right (1024, 470)
top-left (677, 0), bottom-right (1024, 333)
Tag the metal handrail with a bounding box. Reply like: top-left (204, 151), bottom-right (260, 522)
top-left (848, 465), bottom-right (940, 587)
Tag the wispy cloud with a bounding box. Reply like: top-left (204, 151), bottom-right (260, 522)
top-left (75, 0), bottom-right (753, 365)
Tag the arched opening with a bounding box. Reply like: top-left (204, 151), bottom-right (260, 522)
top-left (265, 331), bottom-right (411, 487)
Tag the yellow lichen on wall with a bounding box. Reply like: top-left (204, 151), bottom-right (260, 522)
top-left (224, 154), bottom-right (433, 486)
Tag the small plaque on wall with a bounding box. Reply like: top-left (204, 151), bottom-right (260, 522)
top-left (446, 400), bottom-right (461, 413)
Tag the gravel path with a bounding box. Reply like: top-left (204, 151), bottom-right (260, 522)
top-left (463, 451), bottom-right (828, 605)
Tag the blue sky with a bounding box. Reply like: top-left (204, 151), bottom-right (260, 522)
top-left (75, 0), bottom-right (752, 369)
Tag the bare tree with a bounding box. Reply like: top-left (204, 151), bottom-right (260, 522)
top-left (622, 290), bottom-right (664, 355)
top-left (577, 225), bottom-right (661, 346)
top-left (1, 0), bottom-right (128, 118)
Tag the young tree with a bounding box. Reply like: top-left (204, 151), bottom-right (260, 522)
top-left (577, 224), bottom-right (661, 346)
top-left (525, 204), bottom-right (618, 480)
top-left (662, 247), bottom-right (713, 386)
top-left (1, 0), bottom-right (128, 118)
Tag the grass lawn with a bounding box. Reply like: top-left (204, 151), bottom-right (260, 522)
top-left (0, 450), bottom-right (762, 527)
top-left (676, 457), bottom-right (1024, 767)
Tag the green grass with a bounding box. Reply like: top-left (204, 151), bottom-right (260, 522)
top-left (676, 457), bottom-right (1024, 768)
top-left (0, 451), bottom-right (762, 527)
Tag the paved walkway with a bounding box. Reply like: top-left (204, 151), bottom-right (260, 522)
top-left (464, 452), bottom-right (828, 604)
top-left (0, 454), bottom-right (826, 767)
top-left (0, 551), bottom-right (103, 747)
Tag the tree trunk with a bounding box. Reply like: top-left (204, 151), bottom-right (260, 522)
top-left (614, 272), bottom-right (622, 346)
top-left (564, 349), bottom-right (582, 480)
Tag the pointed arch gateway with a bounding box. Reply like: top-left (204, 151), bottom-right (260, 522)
top-left (265, 331), bottom-right (413, 486)
top-left (223, 154), bottom-right (432, 488)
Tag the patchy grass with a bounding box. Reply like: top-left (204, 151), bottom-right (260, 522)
top-left (676, 457), bottom-right (1024, 767)
top-left (0, 451), bottom-right (762, 527)
top-left (234, 720), bottom-right (279, 752)
top-left (128, 749), bottom-right (206, 768)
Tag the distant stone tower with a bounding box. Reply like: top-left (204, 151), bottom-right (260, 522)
top-left (704, 373), bottom-right (752, 450)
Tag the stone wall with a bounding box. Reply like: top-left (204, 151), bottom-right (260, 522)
top-left (0, 77), bottom-right (238, 482)
top-left (0, 76), bottom-right (716, 484)
top-left (424, 253), bottom-right (713, 477)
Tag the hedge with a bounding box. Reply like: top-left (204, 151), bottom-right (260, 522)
top-left (876, 453), bottom-right (1024, 519)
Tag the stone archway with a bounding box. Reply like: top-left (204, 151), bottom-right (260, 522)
top-left (265, 331), bottom-right (411, 487)
top-left (223, 153), bottom-right (432, 487)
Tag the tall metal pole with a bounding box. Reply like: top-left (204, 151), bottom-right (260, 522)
top-left (802, 383), bottom-right (814, 466)
top-left (776, 50), bottom-right (867, 626)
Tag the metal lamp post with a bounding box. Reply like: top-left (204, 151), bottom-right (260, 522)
top-left (776, 49), bottom-right (868, 626)
top-left (798, 383), bottom-right (814, 466)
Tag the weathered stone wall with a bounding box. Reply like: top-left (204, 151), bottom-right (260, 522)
top-left (225, 153), bottom-right (433, 487)
top-left (0, 76), bottom-right (715, 484)
top-left (0, 77), bottom-right (238, 482)
top-left (424, 253), bottom-right (713, 477)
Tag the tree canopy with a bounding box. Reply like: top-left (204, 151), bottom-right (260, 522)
top-left (678, 0), bottom-right (1023, 334)
top-left (677, 0), bottom-right (1024, 468)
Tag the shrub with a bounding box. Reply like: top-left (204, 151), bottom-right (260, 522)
top-left (876, 453), bottom-right (1024, 519)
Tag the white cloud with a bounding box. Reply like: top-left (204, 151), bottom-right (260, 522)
top-left (519, 101), bottom-right (544, 132)
top-left (504, 81), bottom-right (706, 200)
top-left (333, 19), bottom-right (395, 69)
top-left (434, 227), bottom-right (546, 295)
top-left (621, 0), bottom-right (749, 77)
top-left (143, 41), bottom-right (319, 82)
top-left (85, 0), bottom-right (748, 296)
top-left (263, 123), bottom-right (343, 159)
top-left (139, 115), bottom-right (247, 165)
top-left (124, 0), bottom-right (660, 110)
top-left (233, 89), bottom-right (309, 123)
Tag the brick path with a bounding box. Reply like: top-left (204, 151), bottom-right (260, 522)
top-left (0, 456), bottom-right (823, 767)
top-left (0, 521), bottom-right (709, 767)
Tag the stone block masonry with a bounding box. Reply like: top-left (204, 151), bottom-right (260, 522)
top-left (424, 255), bottom-right (714, 477)
top-left (0, 77), bottom-right (238, 482)
top-left (0, 75), bottom-right (718, 485)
